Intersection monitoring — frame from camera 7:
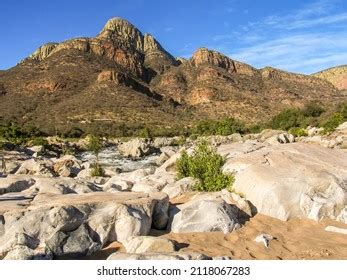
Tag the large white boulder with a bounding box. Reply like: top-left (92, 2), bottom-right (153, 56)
top-left (222, 142), bottom-right (347, 221)
top-left (170, 199), bottom-right (240, 233)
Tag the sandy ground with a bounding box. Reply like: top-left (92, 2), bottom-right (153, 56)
top-left (91, 214), bottom-right (347, 260)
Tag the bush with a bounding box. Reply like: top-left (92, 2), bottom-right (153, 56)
top-left (0, 123), bottom-right (27, 145)
top-left (289, 127), bottom-right (307, 137)
top-left (302, 101), bottom-right (325, 117)
top-left (90, 163), bottom-right (105, 177)
top-left (138, 127), bottom-right (152, 139)
top-left (86, 135), bottom-right (102, 155)
top-left (270, 108), bottom-right (305, 130)
top-left (322, 113), bottom-right (344, 133)
top-left (193, 118), bottom-right (245, 136)
top-left (30, 137), bottom-right (48, 147)
top-left (247, 123), bottom-right (266, 134)
top-left (176, 142), bottom-right (234, 192)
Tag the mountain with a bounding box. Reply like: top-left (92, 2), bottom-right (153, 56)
top-left (0, 17), bottom-right (345, 135)
top-left (313, 65), bottom-right (347, 91)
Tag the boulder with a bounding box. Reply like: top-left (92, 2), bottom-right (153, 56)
top-left (3, 244), bottom-right (52, 260)
top-left (118, 139), bottom-right (159, 159)
top-left (170, 199), bottom-right (240, 233)
top-left (265, 133), bottom-right (295, 145)
top-left (0, 176), bottom-right (36, 195)
top-left (188, 190), bottom-right (253, 219)
top-left (0, 192), bottom-right (169, 259)
top-left (156, 147), bottom-right (177, 166)
top-left (259, 129), bottom-right (284, 142)
top-left (124, 236), bottom-right (175, 254)
top-left (15, 158), bottom-right (55, 177)
top-left (34, 177), bottom-right (101, 195)
top-left (162, 177), bottom-right (197, 198)
top-left (222, 142), bottom-right (347, 221)
top-left (103, 179), bottom-right (133, 192)
top-left (53, 155), bottom-right (82, 177)
top-left (307, 127), bottom-right (324, 137)
top-left (152, 138), bottom-right (176, 148)
top-left (132, 172), bottom-right (175, 193)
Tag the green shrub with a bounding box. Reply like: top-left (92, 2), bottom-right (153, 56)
top-left (90, 163), bottom-right (105, 177)
top-left (138, 127), bottom-right (152, 139)
top-left (322, 113), bottom-right (344, 133)
top-left (270, 108), bottom-right (305, 130)
top-left (176, 142), bottom-right (234, 192)
top-left (289, 127), bottom-right (307, 137)
top-left (302, 101), bottom-right (325, 117)
top-left (30, 137), bottom-right (48, 147)
top-left (86, 135), bottom-right (102, 155)
top-left (193, 118), bottom-right (245, 136)
top-left (0, 123), bottom-right (27, 145)
top-left (247, 123), bottom-right (266, 134)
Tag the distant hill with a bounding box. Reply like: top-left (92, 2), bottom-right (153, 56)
top-left (0, 17), bottom-right (345, 135)
top-left (313, 65), bottom-right (347, 91)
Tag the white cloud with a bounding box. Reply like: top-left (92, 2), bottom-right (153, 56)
top-left (229, 32), bottom-right (347, 73)
top-left (213, 0), bottom-right (347, 73)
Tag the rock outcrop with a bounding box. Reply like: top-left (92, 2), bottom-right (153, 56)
top-left (0, 190), bottom-right (169, 259)
top-left (222, 142), bottom-right (347, 221)
top-left (190, 48), bottom-right (237, 73)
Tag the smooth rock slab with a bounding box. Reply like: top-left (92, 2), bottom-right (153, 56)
top-left (222, 143), bottom-right (347, 221)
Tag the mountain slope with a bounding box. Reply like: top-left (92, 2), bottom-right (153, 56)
top-left (313, 65), bottom-right (347, 91)
top-left (0, 18), bottom-right (345, 135)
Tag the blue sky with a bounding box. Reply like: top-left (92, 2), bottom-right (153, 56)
top-left (0, 0), bottom-right (346, 73)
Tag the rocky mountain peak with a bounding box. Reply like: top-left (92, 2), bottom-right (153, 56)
top-left (97, 17), bottom-right (144, 51)
top-left (190, 47), bottom-right (236, 73)
top-left (143, 33), bottom-right (163, 53)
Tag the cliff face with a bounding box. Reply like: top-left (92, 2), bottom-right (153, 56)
top-left (0, 17), bottom-right (344, 134)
